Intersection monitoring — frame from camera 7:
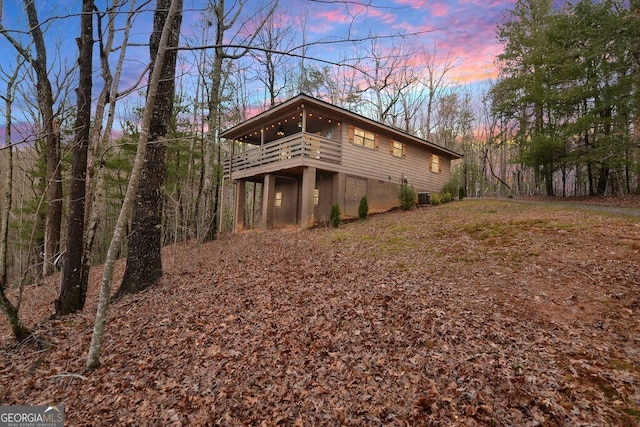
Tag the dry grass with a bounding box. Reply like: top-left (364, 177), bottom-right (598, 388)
top-left (1, 198), bottom-right (639, 425)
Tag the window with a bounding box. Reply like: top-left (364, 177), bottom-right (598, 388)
top-left (353, 127), bottom-right (375, 149)
top-left (430, 154), bottom-right (440, 173)
top-left (314, 189), bottom-right (320, 206)
top-left (391, 141), bottom-right (404, 158)
top-left (274, 191), bottom-right (282, 207)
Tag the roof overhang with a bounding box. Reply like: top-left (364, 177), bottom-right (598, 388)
top-left (220, 93), bottom-right (463, 159)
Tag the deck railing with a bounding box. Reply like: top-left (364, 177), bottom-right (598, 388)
top-left (224, 132), bottom-right (342, 176)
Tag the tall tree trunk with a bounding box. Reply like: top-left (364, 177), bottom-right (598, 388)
top-left (200, 0), bottom-right (277, 241)
top-left (84, 0), bottom-right (136, 267)
top-left (0, 59), bottom-right (31, 342)
top-left (56, 0), bottom-right (94, 315)
top-left (545, 164), bottom-right (554, 196)
top-left (87, 0), bottom-right (183, 370)
top-left (23, 0), bottom-right (63, 277)
top-left (596, 166), bottom-right (609, 196)
top-left (202, 23), bottom-right (225, 243)
top-left (113, 0), bottom-right (183, 298)
top-left (0, 137), bottom-right (11, 290)
top-left (0, 60), bottom-right (19, 290)
top-left (631, 0), bottom-right (640, 193)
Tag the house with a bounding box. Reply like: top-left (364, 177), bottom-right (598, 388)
top-left (221, 93), bottom-right (462, 231)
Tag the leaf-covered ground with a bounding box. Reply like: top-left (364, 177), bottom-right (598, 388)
top-left (2, 198), bottom-right (640, 426)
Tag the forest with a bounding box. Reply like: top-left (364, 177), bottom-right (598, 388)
top-left (0, 0), bottom-right (639, 374)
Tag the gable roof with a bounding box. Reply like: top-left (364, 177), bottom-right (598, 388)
top-left (220, 93), bottom-right (462, 159)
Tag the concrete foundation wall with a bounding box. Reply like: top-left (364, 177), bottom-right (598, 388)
top-left (273, 177), bottom-right (298, 228)
top-left (314, 171), bottom-right (336, 225)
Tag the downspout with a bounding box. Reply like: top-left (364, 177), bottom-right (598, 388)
top-left (301, 104), bottom-right (307, 133)
top-left (260, 126), bottom-right (265, 165)
top-left (300, 104), bottom-right (307, 228)
top-left (219, 138), bottom-right (227, 232)
top-left (226, 139), bottom-right (234, 232)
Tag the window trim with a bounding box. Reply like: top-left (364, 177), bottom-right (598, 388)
top-left (391, 140), bottom-right (405, 158)
top-left (352, 127), bottom-right (376, 149)
top-left (430, 154), bottom-right (441, 174)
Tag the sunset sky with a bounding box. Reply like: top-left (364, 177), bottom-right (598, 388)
top-left (278, 0), bottom-right (514, 83)
top-left (0, 0), bottom-right (517, 137)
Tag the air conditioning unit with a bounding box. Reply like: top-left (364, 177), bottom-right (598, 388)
top-left (417, 192), bottom-right (431, 206)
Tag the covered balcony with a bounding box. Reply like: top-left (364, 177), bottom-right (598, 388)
top-left (223, 132), bottom-right (342, 180)
top-left (219, 95), bottom-right (348, 230)
top-left (221, 97), bottom-right (345, 180)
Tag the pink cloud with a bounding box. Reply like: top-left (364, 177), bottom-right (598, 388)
top-left (315, 9), bottom-right (345, 24)
top-left (369, 10), bottom-right (398, 25)
top-left (307, 20), bottom-right (335, 34)
top-left (261, 0), bottom-right (514, 85)
top-left (307, 7), bottom-right (358, 32)
top-left (431, 3), bottom-right (449, 17)
top-left (393, 0), bottom-right (429, 7)
top-left (390, 20), bottom-right (437, 35)
top-left (459, 0), bottom-right (516, 7)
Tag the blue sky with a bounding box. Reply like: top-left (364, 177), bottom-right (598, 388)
top-left (0, 0), bottom-right (516, 140)
top-left (284, 0), bottom-right (514, 83)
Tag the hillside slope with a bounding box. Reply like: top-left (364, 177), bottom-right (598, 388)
top-left (2, 199), bottom-right (640, 425)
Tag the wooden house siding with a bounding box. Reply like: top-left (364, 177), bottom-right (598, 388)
top-left (220, 94), bottom-right (461, 229)
top-left (335, 123), bottom-right (451, 193)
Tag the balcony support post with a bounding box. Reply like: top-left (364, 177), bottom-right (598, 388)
top-left (300, 166), bottom-right (316, 229)
top-left (262, 174), bottom-right (275, 229)
top-left (233, 180), bottom-right (246, 232)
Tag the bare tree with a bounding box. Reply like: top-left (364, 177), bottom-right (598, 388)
top-left (55, 0), bottom-right (94, 315)
top-left (113, 0), bottom-right (184, 298)
top-left (201, 0), bottom-right (278, 242)
top-left (359, 38), bottom-right (417, 125)
top-left (251, 5), bottom-right (294, 106)
top-left (84, 0), bottom-right (140, 267)
top-left (422, 44), bottom-right (457, 139)
top-left (87, 0), bottom-right (183, 370)
top-left (0, 58), bottom-right (31, 342)
top-left (183, 20), bottom-right (213, 239)
top-left (0, 1), bottom-right (64, 277)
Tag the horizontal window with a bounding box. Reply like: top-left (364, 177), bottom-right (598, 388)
top-left (353, 127), bottom-right (375, 149)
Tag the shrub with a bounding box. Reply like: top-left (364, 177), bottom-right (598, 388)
top-left (430, 192), bottom-right (442, 205)
top-left (358, 195), bottom-right (368, 220)
top-left (441, 180), bottom-right (458, 199)
top-left (330, 203), bottom-right (341, 228)
top-left (398, 183), bottom-right (416, 210)
top-left (441, 191), bottom-right (452, 203)
top-left (459, 187), bottom-right (466, 200)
